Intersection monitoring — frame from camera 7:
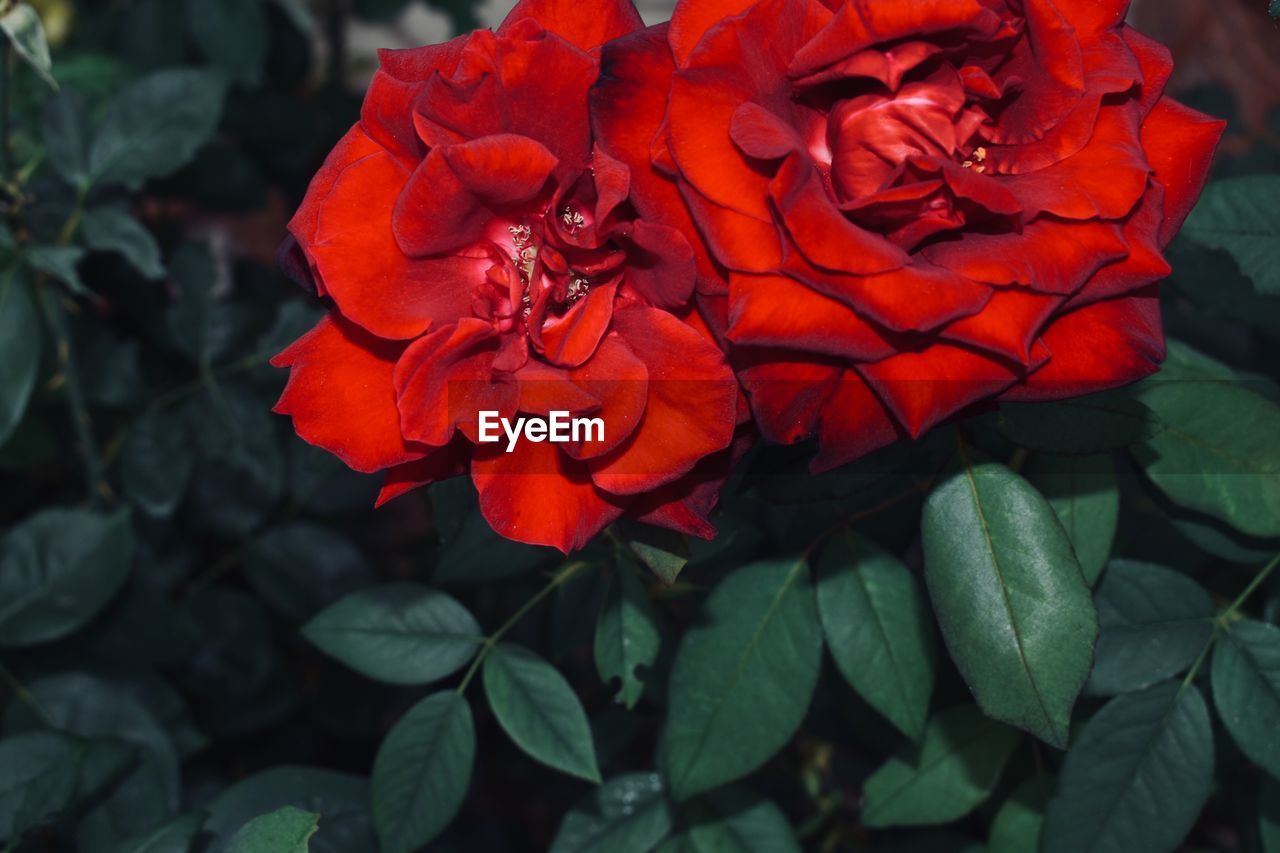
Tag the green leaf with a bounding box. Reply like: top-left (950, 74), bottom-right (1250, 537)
top-left (203, 767), bottom-right (371, 853)
top-left (88, 68), bottom-right (229, 190)
top-left (0, 731), bottom-right (81, 840)
top-left (817, 530), bottom-right (936, 740)
top-left (372, 692), bottom-right (474, 853)
top-left (0, 4), bottom-right (56, 88)
top-left (1134, 378), bottom-right (1280, 538)
top-left (989, 776), bottom-right (1052, 853)
top-left (185, 386), bottom-right (283, 536)
top-left (120, 812), bottom-right (207, 853)
top-left (673, 787), bottom-right (800, 853)
top-left (42, 89), bottom-right (90, 188)
top-left (660, 558), bottom-right (822, 801)
top-left (4, 673), bottom-right (181, 852)
top-left (122, 409), bottom-right (193, 518)
top-left (273, 0), bottom-right (316, 34)
top-left (1182, 176), bottom-right (1280, 295)
top-left (549, 772), bottom-right (673, 853)
top-left (1026, 454), bottom-right (1118, 586)
top-left (433, 502), bottom-right (555, 584)
top-left (618, 520), bottom-right (689, 585)
top-left (26, 245), bottom-right (87, 294)
top-left (994, 390), bottom-right (1157, 454)
top-left (301, 583), bottom-right (481, 685)
top-left (1042, 681), bottom-right (1214, 853)
top-left (0, 265), bottom-right (41, 446)
top-left (862, 705), bottom-right (1020, 828)
top-left (185, 0), bottom-right (268, 87)
top-left (167, 242), bottom-right (245, 367)
top-left (921, 454), bottom-right (1097, 747)
top-left (226, 806), bottom-right (319, 853)
top-left (0, 508), bottom-right (133, 646)
top-left (1167, 238), bottom-right (1280, 332)
top-left (244, 524), bottom-right (375, 623)
top-left (81, 206), bottom-right (165, 279)
top-left (483, 643), bottom-right (601, 782)
top-left (1212, 618), bottom-right (1280, 779)
top-left (1087, 560), bottom-right (1214, 695)
top-left (594, 563), bottom-right (660, 709)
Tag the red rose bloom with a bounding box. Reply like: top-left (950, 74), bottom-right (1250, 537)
top-left (593, 0), bottom-right (1225, 470)
top-left (272, 0), bottom-right (739, 553)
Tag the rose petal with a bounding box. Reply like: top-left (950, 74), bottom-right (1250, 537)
top-left (941, 286), bottom-right (1065, 365)
top-left (728, 271), bottom-right (898, 361)
top-left (668, 0), bottom-right (829, 220)
top-left (630, 426), bottom-right (754, 538)
top-left (771, 157), bottom-right (909, 275)
top-left (1123, 28), bottom-right (1173, 116)
top-left (1003, 289), bottom-right (1163, 401)
top-left (1064, 183), bottom-right (1171, 310)
top-left (565, 332), bottom-right (650, 459)
top-left (362, 39), bottom-right (468, 162)
top-left (393, 319), bottom-right (517, 446)
top-left (415, 27), bottom-right (596, 166)
top-left (1004, 102), bottom-right (1151, 220)
top-left (782, 253), bottom-right (992, 333)
top-left (730, 101), bottom-right (805, 160)
top-left (1140, 97), bottom-right (1226, 245)
top-left (923, 218), bottom-right (1129, 295)
top-left (593, 24), bottom-right (727, 291)
top-left (472, 439), bottom-right (626, 553)
top-left (668, 0), bottom-right (757, 67)
top-left (678, 176), bottom-right (784, 273)
top-left (858, 342), bottom-right (1025, 437)
top-left (588, 305), bottom-right (737, 495)
top-left (622, 220), bottom-right (697, 308)
top-left (515, 359), bottom-right (601, 416)
top-left (736, 354), bottom-right (900, 469)
top-left (498, 0), bottom-right (643, 51)
top-left (534, 281), bottom-right (619, 368)
top-left (272, 315), bottom-right (425, 473)
top-left (375, 439), bottom-right (471, 507)
top-left (294, 130), bottom-right (485, 339)
top-left (791, 0), bottom-right (1002, 82)
top-left (394, 134), bottom-right (559, 257)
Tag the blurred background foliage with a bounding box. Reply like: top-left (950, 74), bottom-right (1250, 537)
top-left (0, 1), bottom-right (1279, 852)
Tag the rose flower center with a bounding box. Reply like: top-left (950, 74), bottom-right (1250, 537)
top-left (471, 170), bottom-right (628, 368)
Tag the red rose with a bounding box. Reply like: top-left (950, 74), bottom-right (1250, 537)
top-left (272, 0), bottom-right (739, 553)
top-left (593, 0), bottom-right (1225, 471)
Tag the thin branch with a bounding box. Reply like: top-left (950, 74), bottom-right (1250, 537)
top-left (38, 284), bottom-right (110, 506)
top-left (455, 561), bottom-right (592, 694)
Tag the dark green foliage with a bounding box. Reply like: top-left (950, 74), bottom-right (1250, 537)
top-left (0, 2), bottom-right (1277, 851)
top-left (922, 452), bottom-right (1096, 747)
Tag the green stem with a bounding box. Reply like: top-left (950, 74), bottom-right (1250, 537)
top-left (38, 284), bottom-right (108, 506)
top-left (57, 186), bottom-right (88, 245)
top-left (795, 794), bottom-right (839, 841)
top-left (182, 547), bottom-right (246, 601)
top-left (1223, 551), bottom-right (1280, 620)
top-left (1182, 551), bottom-right (1280, 690)
top-left (149, 353), bottom-right (268, 413)
top-left (0, 659), bottom-right (54, 728)
top-left (456, 561), bottom-right (591, 694)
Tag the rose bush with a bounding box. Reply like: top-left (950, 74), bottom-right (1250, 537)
top-left (9, 0), bottom-right (1280, 850)
top-left (272, 0), bottom-right (741, 553)
top-left (593, 0), bottom-right (1225, 471)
